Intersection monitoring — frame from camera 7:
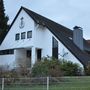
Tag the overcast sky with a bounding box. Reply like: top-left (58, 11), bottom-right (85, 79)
top-left (4, 0), bottom-right (90, 39)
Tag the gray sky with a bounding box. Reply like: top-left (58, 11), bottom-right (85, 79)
top-left (4, 0), bottom-right (90, 39)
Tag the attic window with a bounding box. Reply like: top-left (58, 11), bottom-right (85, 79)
top-left (21, 32), bottom-right (26, 39)
top-left (27, 31), bottom-right (32, 38)
top-left (15, 33), bottom-right (20, 40)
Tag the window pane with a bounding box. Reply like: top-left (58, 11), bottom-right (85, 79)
top-left (26, 50), bottom-right (31, 68)
top-left (52, 37), bottom-right (58, 59)
top-left (27, 31), bottom-right (32, 38)
top-left (21, 32), bottom-right (26, 39)
top-left (37, 49), bottom-right (42, 61)
top-left (0, 49), bottom-right (14, 55)
top-left (27, 50), bottom-right (31, 57)
top-left (15, 33), bottom-right (20, 40)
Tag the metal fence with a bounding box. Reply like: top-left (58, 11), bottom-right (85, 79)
top-left (0, 77), bottom-right (90, 90)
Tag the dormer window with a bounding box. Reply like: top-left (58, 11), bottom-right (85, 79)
top-left (27, 31), bottom-right (32, 38)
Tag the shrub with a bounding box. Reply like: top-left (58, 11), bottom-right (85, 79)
top-left (0, 65), bottom-right (18, 78)
top-left (85, 62), bottom-right (90, 75)
top-left (16, 64), bottom-right (31, 78)
top-left (32, 58), bottom-right (62, 77)
top-left (60, 60), bottom-right (82, 76)
top-left (32, 58), bottom-right (82, 77)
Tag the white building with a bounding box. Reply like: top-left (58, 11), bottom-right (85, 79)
top-left (0, 6), bottom-right (90, 68)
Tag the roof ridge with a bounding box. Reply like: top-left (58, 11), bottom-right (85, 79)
top-left (22, 7), bottom-right (90, 66)
top-left (22, 7), bottom-right (73, 34)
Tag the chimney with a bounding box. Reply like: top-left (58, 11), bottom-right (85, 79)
top-left (73, 26), bottom-right (83, 50)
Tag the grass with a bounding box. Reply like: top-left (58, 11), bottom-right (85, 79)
top-left (1, 76), bottom-right (90, 90)
top-left (49, 76), bottom-right (90, 90)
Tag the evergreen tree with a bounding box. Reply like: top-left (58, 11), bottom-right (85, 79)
top-left (0, 0), bottom-right (9, 31)
top-left (0, 0), bottom-right (9, 44)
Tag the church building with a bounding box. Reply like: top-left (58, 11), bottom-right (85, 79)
top-left (0, 6), bottom-right (90, 68)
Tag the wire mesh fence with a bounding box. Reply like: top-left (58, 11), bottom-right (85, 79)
top-left (0, 76), bottom-right (90, 90)
top-left (3, 77), bottom-right (47, 90)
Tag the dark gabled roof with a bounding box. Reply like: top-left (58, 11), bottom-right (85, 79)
top-left (22, 7), bottom-right (90, 66)
top-left (0, 6), bottom-right (90, 66)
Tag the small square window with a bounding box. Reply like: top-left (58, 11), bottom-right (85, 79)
top-left (27, 31), bottom-right (32, 38)
top-left (15, 33), bottom-right (20, 40)
top-left (21, 32), bottom-right (26, 39)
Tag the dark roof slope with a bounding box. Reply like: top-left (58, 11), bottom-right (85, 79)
top-left (22, 7), bottom-right (90, 66)
top-left (84, 40), bottom-right (90, 51)
top-left (0, 6), bottom-right (90, 66)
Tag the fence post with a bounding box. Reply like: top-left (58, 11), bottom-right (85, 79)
top-left (2, 78), bottom-right (4, 90)
top-left (47, 77), bottom-right (49, 90)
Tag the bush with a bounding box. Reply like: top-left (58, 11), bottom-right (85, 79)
top-left (32, 58), bottom-right (62, 77)
top-left (0, 65), bottom-right (18, 78)
top-left (0, 59), bottom-right (83, 78)
top-left (60, 60), bottom-right (82, 76)
top-left (32, 58), bottom-right (82, 77)
top-left (85, 62), bottom-right (90, 75)
top-left (15, 64), bottom-right (31, 78)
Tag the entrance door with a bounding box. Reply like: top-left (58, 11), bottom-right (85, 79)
top-left (26, 50), bottom-right (31, 68)
top-left (37, 49), bottom-right (42, 61)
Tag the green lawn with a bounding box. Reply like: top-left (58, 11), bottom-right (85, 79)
top-left (1, 76), bottom-right (90, 90)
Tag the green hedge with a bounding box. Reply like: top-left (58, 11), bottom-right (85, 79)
top-left (32, 58), bottom-right (82, 77)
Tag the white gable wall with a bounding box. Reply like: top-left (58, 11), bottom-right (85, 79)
top-left (0, 9), bottom-right (35, 66)
top-left (0, 9), bottom-right (53, 66)
top-left (0, 9), bottom-right (34, 50)
top-left (34, 24), bottom-right (52, 57)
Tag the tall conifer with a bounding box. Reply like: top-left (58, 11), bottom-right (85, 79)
top-left (0, 0), bottom-right (9, 44)
top-left (0, 0), bottom-right (9, 30)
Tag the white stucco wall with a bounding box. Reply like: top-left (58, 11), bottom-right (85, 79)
top-left (0, 9), bottom-right (35, 66)
top-left (15, 49), bottom-right (31, 67)
top-left (54, 36), bottom-right (84, 68)
top-left (15, 49), bottom-right (26, 67)
top-left (33, 24), bottom-right (83, 68)
top-left (34, 23), bottom-right (83, 67)
top-left (0, 9), bottom-right (83, 68)
top-left (0, 9), bottom-right (34, 50)
top-left (34, 24), bottom-right (52, 57)
top-left (0, 55), bottom-right (15, 68)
